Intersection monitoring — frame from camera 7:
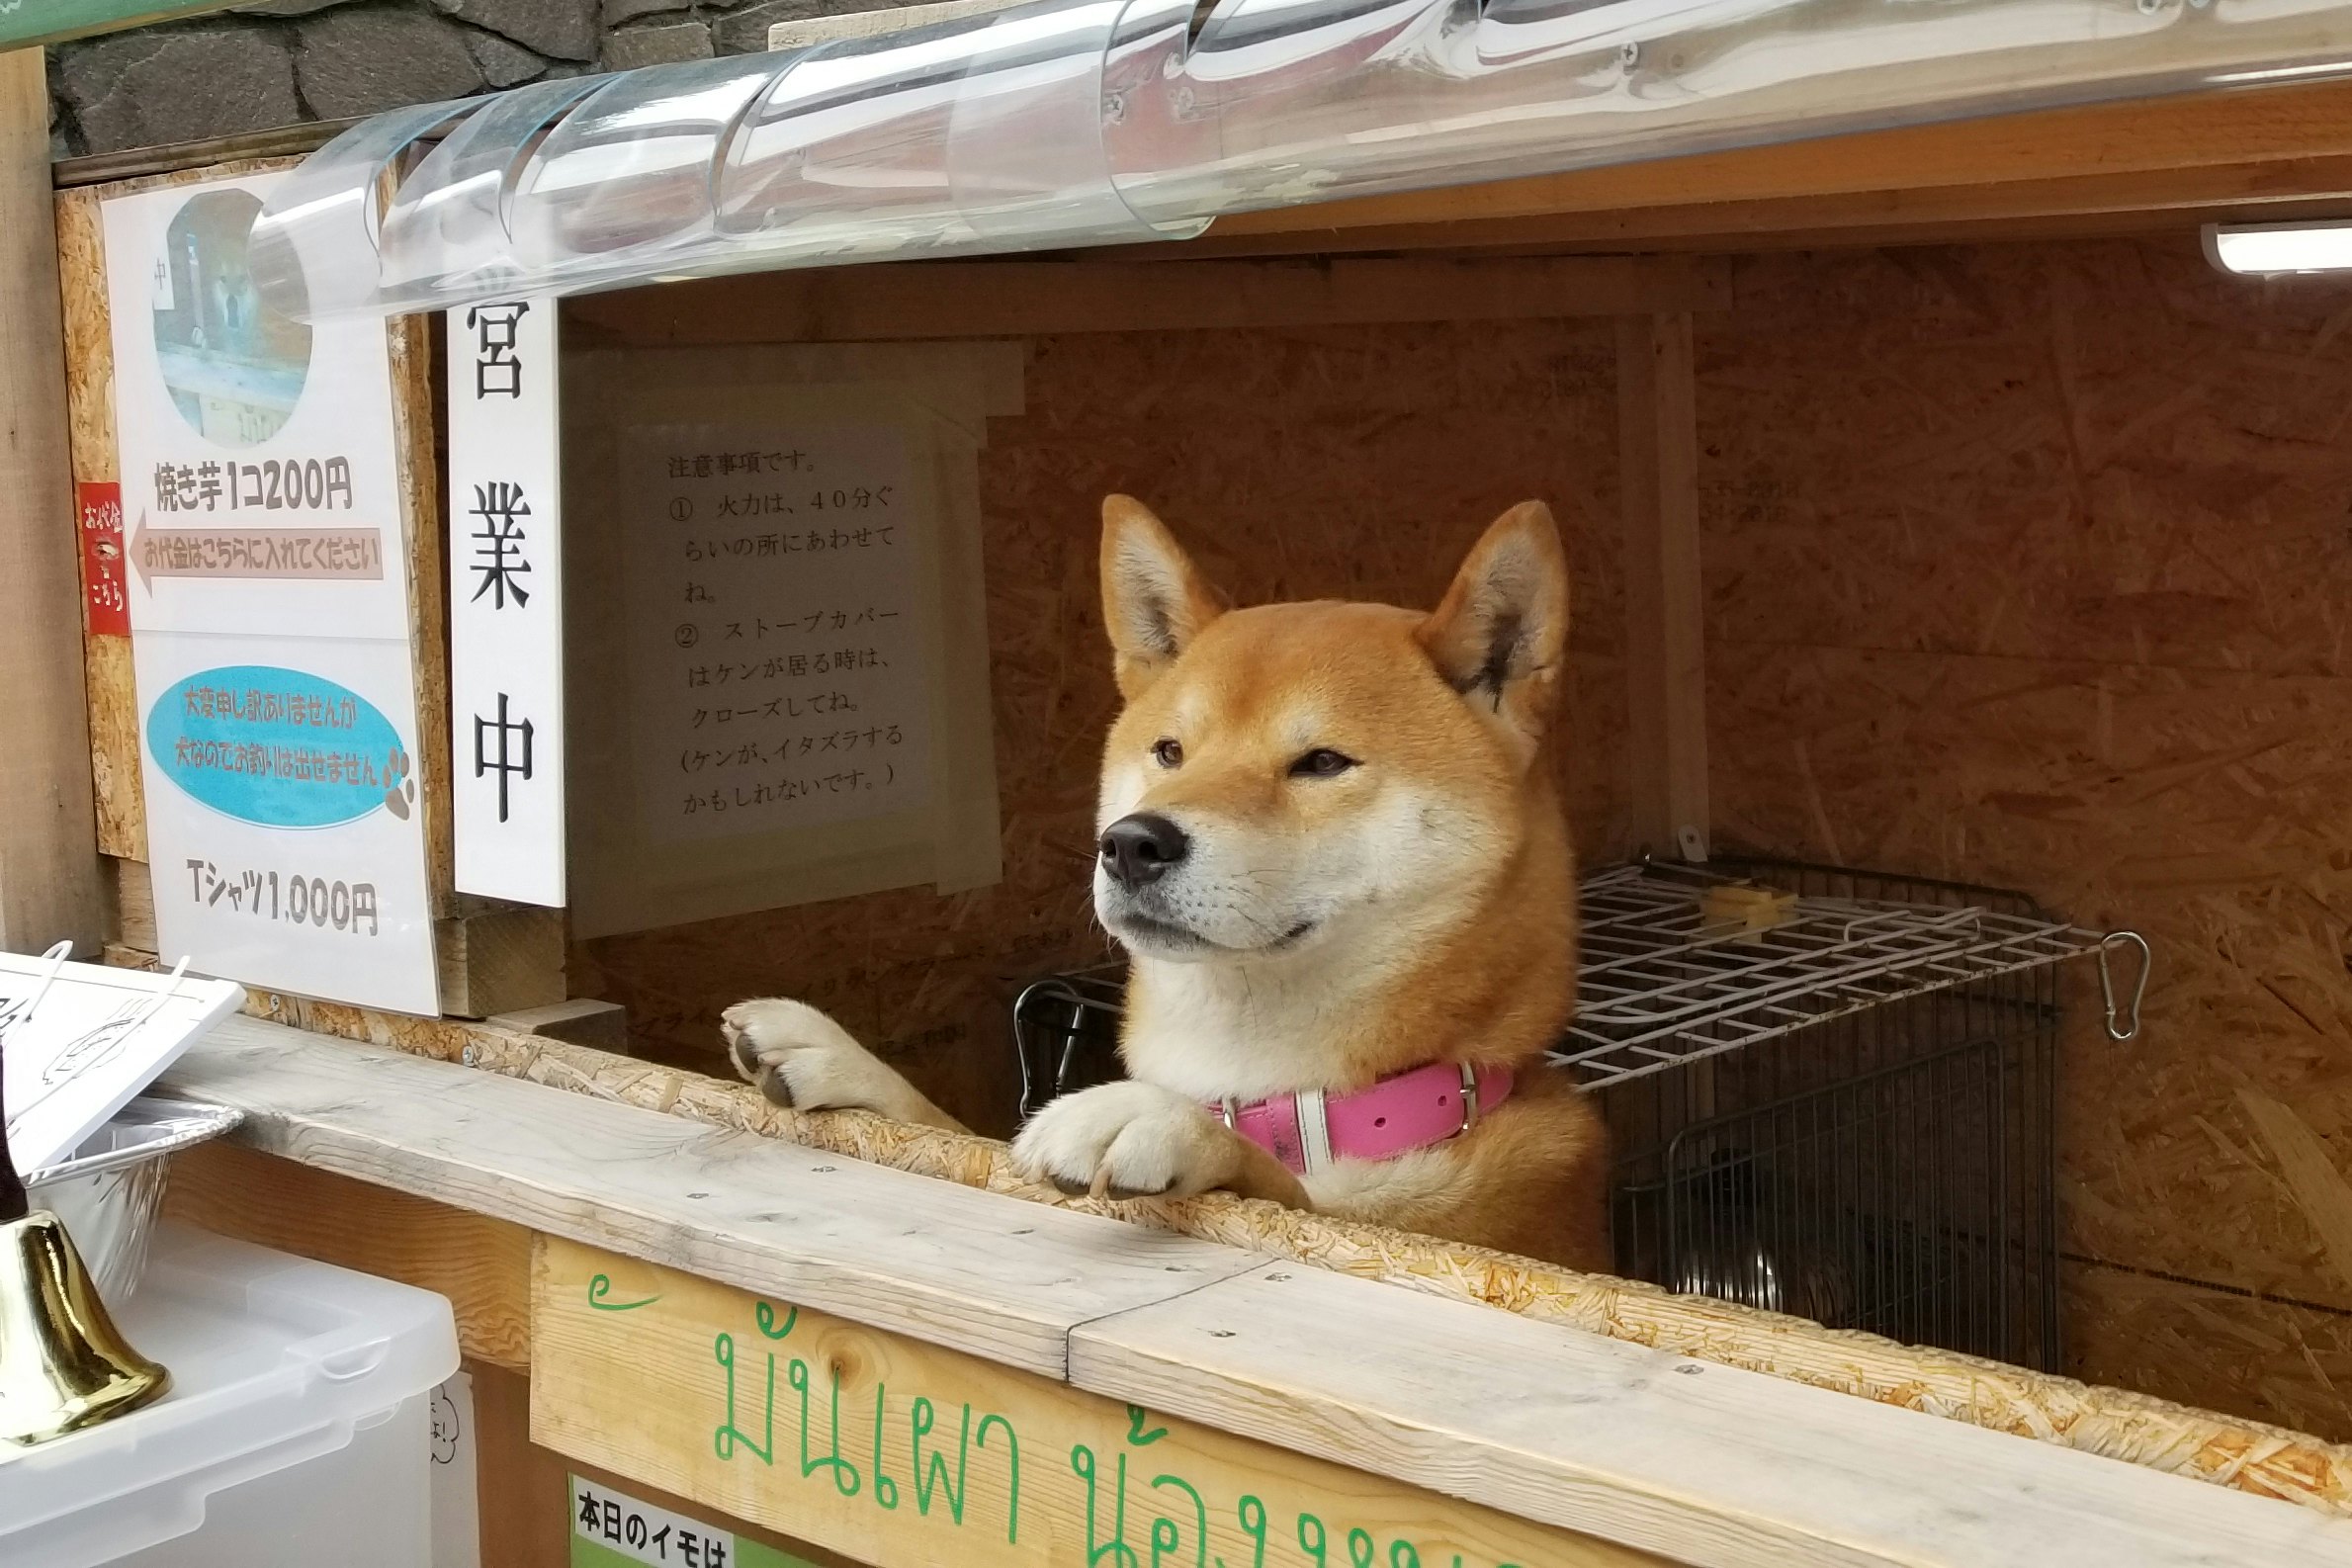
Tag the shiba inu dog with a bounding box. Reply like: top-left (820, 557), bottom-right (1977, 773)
top-left (724, 495), bottom-right (1610, 1270)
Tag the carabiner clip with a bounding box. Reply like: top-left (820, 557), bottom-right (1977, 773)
top-left (2097, 930), bottom-right (2150, 1042)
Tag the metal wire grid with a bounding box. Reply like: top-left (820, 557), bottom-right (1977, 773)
top-left (1703, 1042), bottom-right (2006, 1348)
top-left (1556, 859), bottom-right (2102, 1090)
top-left (1596, 856), bottom-right (2062, 1367)
top-left (1605, 1015), bottom-right (2057, 1365)
top-left (1007, 856), bottom-right (2072, 1367)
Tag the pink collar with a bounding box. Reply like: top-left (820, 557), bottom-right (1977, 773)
top-left (1207, 1060), bottom-right (1514, 1176)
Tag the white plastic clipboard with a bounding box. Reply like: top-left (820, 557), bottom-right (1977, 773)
top-left (1, 946), bottom-right (245, 1176)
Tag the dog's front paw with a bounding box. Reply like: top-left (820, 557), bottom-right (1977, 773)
top-left (721, 998), bottom-right (902, 1113)
top-left (1011, 1081), bottom-right (1241, 1199)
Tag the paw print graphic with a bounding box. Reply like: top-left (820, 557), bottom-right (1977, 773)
top-left (384, 746), bottom-right (415, 821)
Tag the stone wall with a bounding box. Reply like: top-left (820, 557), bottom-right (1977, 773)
top-left (48, 0), bottom-right (911, 158)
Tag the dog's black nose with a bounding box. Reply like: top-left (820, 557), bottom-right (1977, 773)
top-left (1099, 813), bottom-right (1189, 887)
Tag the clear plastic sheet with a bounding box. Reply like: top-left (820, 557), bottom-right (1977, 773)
top-left (1105, 0), bottom-right (2333, 225)
top-left (247, 98), bottom-right (483, 319)
top-left (253, 0), bottom-right (2352, 319)
top-left (718, 0), bottom-right (1199, 259)
top-left (376, 74), bottom-right (610, 311)
top-left (507, 51), bottom-right (798, 284)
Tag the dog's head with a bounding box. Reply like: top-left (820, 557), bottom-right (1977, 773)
top-left (1091, 494), bottom-right (1569, 965)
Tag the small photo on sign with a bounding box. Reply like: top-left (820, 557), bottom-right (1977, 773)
top-left (151, 189), bottom-right (310, 449)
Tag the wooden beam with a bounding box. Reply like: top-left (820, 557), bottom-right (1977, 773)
top-left (533, 1238), bottom-right (1667, 1568)
top-left (436, 905), bottom-right (567, 1019)
top-left (53, 188), bottom-right (146, 863)
top-left (388, 309), bottom-right (459, 919)
top-left (0, 47), bottom-right (101, 954)
top-left (105, 852), bottom-right (154, 951)
top-left (53, 122), bottom-right (354, 191)
top-left (564, 255), bottom-right (1731, 347)
top-left (1206, 79), bottom-right (2352, 246)
top-left (1616, 313), bottom-right (1709, 863)
top-left (166, 1140), bottom-right (535, 1369)
top-left (486, 997), bottom-right (631, 1054)
top-left (1134, 159), bottom-right (2352, 260)
top-left (470, 1361), bottom-right (576, 1568)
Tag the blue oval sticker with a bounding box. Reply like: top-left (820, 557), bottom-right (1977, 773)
top-left (146, 664), bottom-right (407, 828)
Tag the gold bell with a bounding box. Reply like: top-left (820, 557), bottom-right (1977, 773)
top-left (0, 1210), bottom-right (169, 1446)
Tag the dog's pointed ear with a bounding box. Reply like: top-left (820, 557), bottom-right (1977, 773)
top-left (1419, 501), bottom-right (1569, 756)
top-left (1100, 495), bottom-right (1224, 700)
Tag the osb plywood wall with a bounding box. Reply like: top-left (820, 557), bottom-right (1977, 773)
top-left (570, 321), bottom-right (1639, 1134)
top-left (495, 235), bottom-right (2352, 1440)
top-left (1699, 237), bottom-right (2352, 1440)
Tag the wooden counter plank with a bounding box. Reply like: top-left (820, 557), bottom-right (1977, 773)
top-left (1069, 1264), bottom-right (2352, 1568)
top-left (533, 1238), bottom-right (1669, 1568)
top-left (160, 1015), bottom-right (1263, 1376)
top-left (157, 1013), bottom-right (2352, 1564)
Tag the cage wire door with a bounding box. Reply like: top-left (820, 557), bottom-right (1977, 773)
top-left (1009, 856), bottom-right (2134, 1371)
top-left (1571, 857), bottom-right (2081, 1369)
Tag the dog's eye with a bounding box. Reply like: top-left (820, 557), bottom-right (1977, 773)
top-left (1152, 738), bottom-right (1183, 768)
top-left (1289, 747), bottom-right (1358, 778)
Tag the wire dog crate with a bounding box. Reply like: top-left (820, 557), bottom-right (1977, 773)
top-left (1008, 856), bottom-right (2143, 1370)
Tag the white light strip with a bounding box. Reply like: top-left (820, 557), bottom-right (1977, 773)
top-left (2204, 219), bottom-right (2352, 276)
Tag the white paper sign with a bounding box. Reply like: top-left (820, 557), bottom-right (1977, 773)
top-left (564, 349), bottom-right (1006, 939)
top-left (570, 1475), bottom-right (736, 1567)
top-left (448, 299), bottom-right (566, 906)
top-left (428, 1371), bottom-right (482, 1568)
top-left (102, 174), bottom-right (439, 1014)
top-left (0, 951), bottom-right (244, 1176)
top-left (624, 422), bottom-right (930, 842)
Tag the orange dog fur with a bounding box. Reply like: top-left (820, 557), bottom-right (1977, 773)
top-left (724, 495), bottom-right (1609, 1270)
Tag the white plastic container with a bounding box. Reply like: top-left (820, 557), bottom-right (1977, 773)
top-left (0, 1225), bottom-right (460, 1568)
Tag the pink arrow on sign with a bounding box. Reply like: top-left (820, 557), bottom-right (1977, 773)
top-left (131, 514), bottom-right (386, 590)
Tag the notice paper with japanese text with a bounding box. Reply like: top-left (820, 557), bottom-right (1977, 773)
top-left (565, 347), bottom-right (1006, 938)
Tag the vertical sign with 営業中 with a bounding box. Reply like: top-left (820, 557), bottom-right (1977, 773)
top-left (101, 172), bottom-right (439, 1013)
top-left (447, 300), bottom-right (565, 906)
